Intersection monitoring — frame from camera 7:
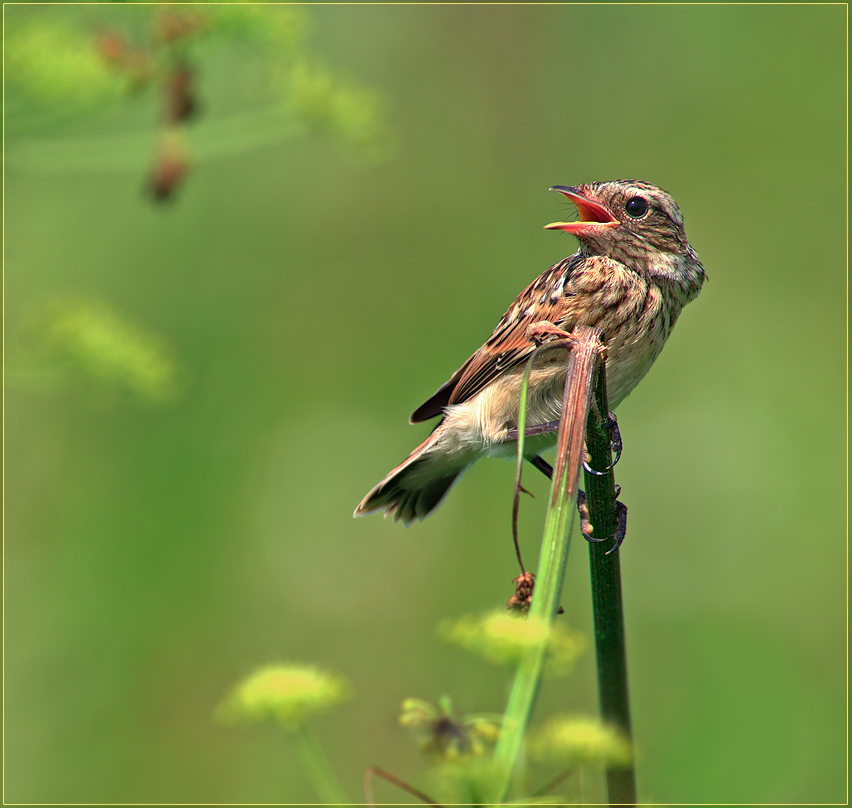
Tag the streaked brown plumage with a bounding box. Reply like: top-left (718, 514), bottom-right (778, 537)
top-left (355, 180), bottom-right (705, 526)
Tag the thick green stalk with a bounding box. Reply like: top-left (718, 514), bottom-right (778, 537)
top-left (584, 361), bottom-right (637, 806)
top-left (493, 326), bottom-right (603, 803)
top-left (291, 725), bottom-right (351, 805)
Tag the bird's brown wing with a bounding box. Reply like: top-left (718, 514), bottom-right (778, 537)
top-left (409, 367), bottom-right (465, 423)
top-left (409, 255), bottom-right (581, 422)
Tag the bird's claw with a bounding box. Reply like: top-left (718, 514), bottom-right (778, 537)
top-left (528, 456), bottom-right (628, 553)
top-left (606, 499), bottom-right (628, 555)
top-left (582, 411), bottom-right (622, 475)
top-left (578, 488), bottom-right (628, 554)
top-left (526, 321), bottom-right (575, 347)
top-left (577, 489), bottom-right (607, 543)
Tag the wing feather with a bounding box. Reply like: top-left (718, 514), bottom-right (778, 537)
top-left (409, 254), bottom-right (582, 421)
top-left (447, 254), bottom-right (582, 406)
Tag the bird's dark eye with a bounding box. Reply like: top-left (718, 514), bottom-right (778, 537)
top-left (625, 196), bottom-right (649, 218)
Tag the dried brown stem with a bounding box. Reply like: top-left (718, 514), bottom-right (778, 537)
top-left (494, 325), bottom-right (604, 801)
top-left (532, 766), bottom-right (577, 797)
top-left (364, 765), bottom-right (444, 808)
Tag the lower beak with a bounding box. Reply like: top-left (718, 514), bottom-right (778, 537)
top-left (545, 186), bottom-right (618, 235)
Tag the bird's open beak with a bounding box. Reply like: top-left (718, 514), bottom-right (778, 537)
top-left (544, 186), bottom-right (619, 235)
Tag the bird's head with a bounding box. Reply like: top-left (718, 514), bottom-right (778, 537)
top-left (545, 180), bottom-right (691, 265)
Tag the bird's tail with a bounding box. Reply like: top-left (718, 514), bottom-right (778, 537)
top-left (354, 430), bottom-right (468, 526)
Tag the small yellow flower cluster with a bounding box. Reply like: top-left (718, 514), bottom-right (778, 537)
top-left (528, 715), bottom-right (633, 768)
top-left (217, 664), bottom-right (351, 730)
top-left (439, 610), bottom-right (586, 675)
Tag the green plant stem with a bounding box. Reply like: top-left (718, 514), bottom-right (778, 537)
top-left (291, 724), bottom-right (351, 805)
top-left (493, 325), bottom-right (603, 803)
top-left (584, 359), bottom-right (637, 806)
top-left (5, 106), bottom-right (303, 174)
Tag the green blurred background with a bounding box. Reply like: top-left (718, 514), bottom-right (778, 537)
top-left (5, 4), bottom-right (846, 804)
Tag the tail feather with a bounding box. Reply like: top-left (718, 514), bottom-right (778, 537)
top-left (354, 433), bottom-right (468, 526)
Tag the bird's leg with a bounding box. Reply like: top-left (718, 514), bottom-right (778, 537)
top-left (504, 420), bottom-right (560, 441)
top-left (527, 455), bottom-right (627, 551)
top-left (582, 411), bottom-right (623, 476)
top-left (529, 454), bottom-right (554, 478)
top-left (528, 456), bottom-right (601, 542)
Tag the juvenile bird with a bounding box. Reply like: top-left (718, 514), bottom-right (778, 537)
top-left (355, 180), bottom-right (705, 526)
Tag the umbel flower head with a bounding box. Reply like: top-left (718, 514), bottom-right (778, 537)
top-left (528, 715), bottom-right (633, 768)
top-left (439, 611), bottom-right (585, 675)
top-left (217, 664), bottom-right (350, 730)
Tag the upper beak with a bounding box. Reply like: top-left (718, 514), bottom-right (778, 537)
top-left (544, 186), bottom-right (619, 235)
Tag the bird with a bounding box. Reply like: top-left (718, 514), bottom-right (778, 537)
top-left (354, 180), bottom-right (706, 526)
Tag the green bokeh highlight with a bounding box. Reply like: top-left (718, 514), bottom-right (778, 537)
top-left (4, 4), bottom-right (845, 804)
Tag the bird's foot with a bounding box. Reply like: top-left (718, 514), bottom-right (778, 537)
top-left (582, 410), bottom-right (622, 476)
top-left (529, 454), bottom-right (554, 479)
top-left (526, 320), bottom-right (576, 346)
top-left (578, 487), bottom-right (628, 554)
top-left (529, 455), bottom-right (628, 554)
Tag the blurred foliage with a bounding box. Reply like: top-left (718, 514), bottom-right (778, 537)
top-left (286, 59), bottom-right (388, 158)
top-left (6, 18), bottom-right (128, 109)
top-left (5, 3), bottom-right (392, 189)
top-left (24, 297), bottom-right (181, 407)
top-left (203, 3), bottom-right (303, 51)
top-left (4, 4), bottom-right (845, 806)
